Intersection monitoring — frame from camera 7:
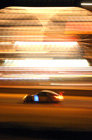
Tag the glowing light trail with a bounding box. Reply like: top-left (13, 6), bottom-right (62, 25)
top-left (4, 59), bottom-right (89, 67)
top-left (81, 3), bottom-right (92, 5)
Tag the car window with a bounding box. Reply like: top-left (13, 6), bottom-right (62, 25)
top-left (46, 92), bottom-right (58, 96)
top-left (38, 92), bottom-right (47, 96)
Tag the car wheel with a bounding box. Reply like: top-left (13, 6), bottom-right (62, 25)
top-left (23, 99), bottom-right (27, 104)
top-left (24, 96), bottom-right (33, 103)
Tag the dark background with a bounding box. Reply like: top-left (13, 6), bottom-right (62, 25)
top-left (0, 0), bottom-right (83, 9)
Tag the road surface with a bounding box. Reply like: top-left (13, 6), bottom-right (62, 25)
top-left (0, 93), bottom-right (92, 132)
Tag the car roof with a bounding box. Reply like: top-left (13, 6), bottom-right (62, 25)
top-left (40, 90), bottom-right (58, 95)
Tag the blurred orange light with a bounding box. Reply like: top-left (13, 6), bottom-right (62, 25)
top-left (54, 95), bottom-right (64, 100)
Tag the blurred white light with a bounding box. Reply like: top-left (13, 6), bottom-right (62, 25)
top-left (51, 83), bottom-right (92, 86)
top-left (4, 59), bottom-right (89, 67)
top-left (14, 41), bottom-right (78, 46)
top-left (14, 41), bottom-right (79, 52)
top-left (81, 3), bottom-right (92, 5)
top-left (0, 42), bottom-right (12, 45)
top-left (0, 77), bottom-right (49, 80)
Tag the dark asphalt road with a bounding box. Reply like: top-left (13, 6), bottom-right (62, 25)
top-left (0, 94), bottom-right (92, 131)
top-left (0, 102), bottom-right (92, 140)
top-left (0, 90), bottom-right (92, 139)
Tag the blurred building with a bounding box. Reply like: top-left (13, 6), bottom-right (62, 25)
top-left (0, 6), bottom-right (92, 86)
top-left (0, 7), bottom-right (92, 62)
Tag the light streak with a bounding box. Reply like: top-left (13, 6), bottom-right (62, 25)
top-left (51, 83), bottom-right (92, 86)
top-left (0, 66), bottom-right (92, 71)
top-left (81, 3), bottom-right (92, 5)
top-left (54, 95), bottom-right (64, 100)
top-left (0, 77), bottom-right (49, 80)
top-left (0, 36), bottom-right (44, 37)
top-left (8, 7), bottom-right (75, 10)
top-left (0, 42), bottom-right (12, 45)
top-left (14, 41), bottom-right (78, 46)
top-left (4, 59), bottom-right (89, 67)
